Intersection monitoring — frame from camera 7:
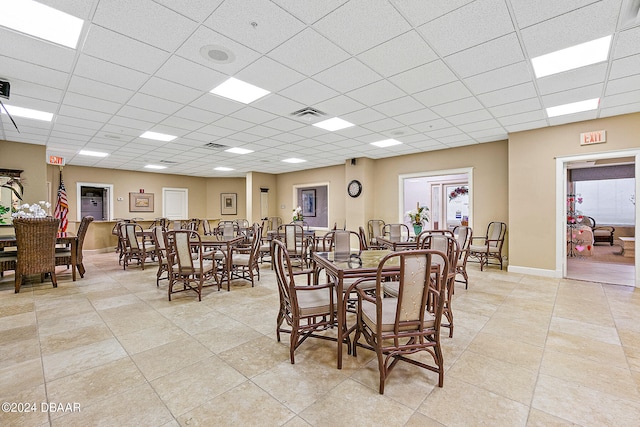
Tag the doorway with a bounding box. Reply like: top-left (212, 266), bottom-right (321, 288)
top-left (76, 182), bottom-right (113, 221)
top-left (557, 151), bottom-right (639, 287)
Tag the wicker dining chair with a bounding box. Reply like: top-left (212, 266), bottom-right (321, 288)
top-left (55, 215), bottom-right (94, 278)
top-left (13, 217), bottom-right (60, 293)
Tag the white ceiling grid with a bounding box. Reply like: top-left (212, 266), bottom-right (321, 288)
top-left (0, 0), bottom-right (638, 177)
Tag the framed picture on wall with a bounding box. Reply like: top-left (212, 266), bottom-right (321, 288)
top-left (301, 189), bottom-right (316, 217)
top-left (221, 193), bottom-right (237, 215)
top-left (129, 193), bottom-right (154, 212)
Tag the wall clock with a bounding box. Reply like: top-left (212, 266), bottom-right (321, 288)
top-left (347, 179), bottom-right (362, 198)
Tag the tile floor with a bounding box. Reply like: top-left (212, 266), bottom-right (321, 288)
top-left (1, 252), bottom-right (640, 426)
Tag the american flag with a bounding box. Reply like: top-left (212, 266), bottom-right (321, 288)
top-left (54, 171), bottom-right (68, 232)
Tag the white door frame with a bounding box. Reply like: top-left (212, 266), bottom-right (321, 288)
top-left (398, 167), bottom-right (474, 228)
top-left (76, 182), bottom-right (114, 220)
top-left (162, 187), bottom-right (188, 219)
top-left (555, 149), bottom-right (639, 287)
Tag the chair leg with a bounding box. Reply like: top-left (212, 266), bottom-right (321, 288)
top-left (14, 274), bottom-right (22, 293)
top-left (50, 272), bottom-right (57, 288)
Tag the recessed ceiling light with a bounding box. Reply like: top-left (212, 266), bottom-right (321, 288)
top-left (79, 150), bottom-right (109, 157)
top-left (210, 77), bottom-right (270, 104)
top-left (1, 105), bottom-right (53, 121)
top-left (144, 164), bottom-right (167, 170)
top-left (371, 139), bottom-right (402, 148)
top-left (282, 158), bottom-right (306, 163)
top-left (214, 167), bottom-right (234, 171)
top-left (225, 147), bottom-right (254, 155)
top-left (546, 98), bottom-right (600, 117)
top-left (0, 0), bottom-right (84, 48)
top-left (531, 35), bottom-right (612, 78)
top-left (312, 117), bottom-right (355, 132)
top-left (140, 131), bottom-right (177, 142)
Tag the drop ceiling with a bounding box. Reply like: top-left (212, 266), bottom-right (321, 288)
top-left (1, 0), bottom-right (639, 177)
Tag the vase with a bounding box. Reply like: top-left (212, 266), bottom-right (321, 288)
top-left (413, 224), bottom-right (422, 235)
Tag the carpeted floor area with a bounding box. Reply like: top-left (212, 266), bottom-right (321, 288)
top-left (590, 243), bottom-right (634, 265)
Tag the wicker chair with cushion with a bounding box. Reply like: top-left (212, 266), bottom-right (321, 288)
top-left (452, 225), bottom-right (473, 289)
top-left (14, 217), bottom-right (60, 293)
top-left (273, 239), bottom-right (337, 364)
top-left (55, 215), bottom-right (94, 278)
top-left (468, 221), bottom-right (507, 271)
top-left (229, 223), bottom-right (262, 288)
top-left (165, 229), bottom-right (219, 301)
top-left (277, 224), bottom-right (309, 269)
top-left (352, 249), bottom-right (448, 394)
top-left (383, 223), bottom-right (410, 240)
top-left (367, 219), bottom-right (385, 249)
top-left (122, 222), bottom-right (156, 270)
top-left (152, 225), bottom-right (169, 287)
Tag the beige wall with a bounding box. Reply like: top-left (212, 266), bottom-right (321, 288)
top-left (509, 112), bottom-right (640, 271)
top-left (51, 165), bottom-right (209, 222)
top-left (205, 177), bottom-right (246, 222)
top-left (246, 172), bottom-right (278, 224)
top-left (372, 140), bottom-right (509, 231)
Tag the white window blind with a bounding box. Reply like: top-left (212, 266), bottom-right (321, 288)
top-left (575, 178), bottom-right (635, 225)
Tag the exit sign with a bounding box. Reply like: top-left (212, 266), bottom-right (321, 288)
top-left (48, 155), bottom-right (65, 166)
top-left (580, 130), bottom-right (606, 146)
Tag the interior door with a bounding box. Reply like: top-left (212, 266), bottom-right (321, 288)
top-left (163, 188), bottom-right (188, 219)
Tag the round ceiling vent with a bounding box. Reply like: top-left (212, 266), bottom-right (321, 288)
top-left (200, 45), bottom-right (235, 64)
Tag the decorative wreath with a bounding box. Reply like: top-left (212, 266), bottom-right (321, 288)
top-left (448, 186), bottom-right (468, 201)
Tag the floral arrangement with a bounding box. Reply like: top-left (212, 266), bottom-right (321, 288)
top-left (406, 205), bottom-right (429, 225)
top-left (12, 201), bottom-right (51, 219)
top-left (292, 206), bottom-right (303, 221)
top-left (566, 194), bottom-right (583, 224)
top-left (448, 186), bottom-right (468, 201)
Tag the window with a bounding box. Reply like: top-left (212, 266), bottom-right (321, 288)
top-left (575, 178), bottom-right (635, 225)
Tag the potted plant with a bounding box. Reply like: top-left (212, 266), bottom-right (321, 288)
top-left (406, 204), bottom-right (429, 235)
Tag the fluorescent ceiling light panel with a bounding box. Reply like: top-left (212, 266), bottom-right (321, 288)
top-left (210, 77), bottom-right (270, 104)
top-left (225, 147), bottom-right (254, 154)
top-left (144, 164), bottom-right (167, 169)
top-left (1, 105), bottom-right (53, 121)
top-left (79, 150), bottom-right (109, 157)
top-left (0, 0), bottom-right (84, 48)
top-left (531, 35), bottom-right (612, 78)
top-left (140, 131), bottom-right (176, 142)
top-left (546, 98), bottom-right (600, 117)
top-left (313, 117), bottom-right (355, 131)
top-left (371, 139), bottom-right (402, 148)
top-left (214, 167), bottom-right (234, 171)
top-left (282, 158), bottom-right (306, 163)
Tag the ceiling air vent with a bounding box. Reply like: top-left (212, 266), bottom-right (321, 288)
top-left (290, 107), bottom-right (326, 118)
top-left (159, 160), bottom-right (178, 164)
top-left (204, 142), bottom-right (228, 149)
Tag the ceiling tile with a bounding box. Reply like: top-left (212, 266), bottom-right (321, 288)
top-left (609, 54), bottom-right (640, 80)
top-left (279, 79), bottom-right (340, 106)
top-left (392, 108), bottom-right (440, 125)
top-left (445, 33), bottom-right (525, 78)
top-left (313, 58), bottom-right (382, 93)
top-left (509, 0), bottom-right (595, 28)
top-left (315, 95), bottom-right (365, 116)
top-left (269, 28), bottom-right (350, 76)
top-left (389, 60), bottom-right (458, 94)
top-left (358, 30), bottom-right (438, 77)
top-left (205, 0), bottom-right (305, 53)
top-left (600, 89), bottom-right (640, 108)
top-left (236, 57), bottom-right (305, 93)
top-left (271, 0), bottom-right (348, 24)
top-left (477, 82), bottom-right (538, 107)
top-left (498, 111), bottom-right (547, 126)
top-left (347, 80), bottom-right (405, 106)
top-left (536, 63), bottom-right (607, 95)
top-left (613, 25), bottom-right (640, 59)
top-left (0, 27), bottom-right (76, 72)
top-left (446, 109), bottom-right (493, 126)
top-left (314, 0), bottom-right (411, 55)
top-left (413, 81), bottom-right (472, 107)
top-left (252, 94), bottom-right (305, 117)
top-left (489, 98), bottom-right (542, 117)
top-left (82, 25), bottom-right (169, 74)
top-left (128, 93), bottom-right (183, 115)
top-left (504, 119), bottom-right (550, 133)
top-left (605, 74), bottom-right (640, 96)
top-left (372, 96), bottom-right (424, 116)
top-left (390, 0), bottom-right (475, 27)
top-left (153, 0), bottom-right (224, 22)
top-left (520, 0), bottom-right (620, 57)
top-left (74, 54), bottom-right (149, 91)
top-left (548, 110), bottom-right (598, 126)
top-left (465, 61), bottom-right (533, 95)
top-left (68, 76), bottom-right (134, 104)
top-left (93, 0), bottom-right (198, 51)
top-left (430, 97), bottom-right (483, 117)
top-left (155, 55), bottom-right (226, 92)
top-left (8, 79), bottom-right (63, 104)
top-left (0, 55), bottom-right (68, 89)
top-left (541, 84), bottom-right (604, 108)
top-left (417, 0), bottom-right (514, 56)
top-left (600, 102), bottom-right (640, 118)
top-left (62, 92), bottom-right (121, 114)
top-left (139, 77), bottom-right (202, 105)
top-left (173, 106), bottom-right (222, 124)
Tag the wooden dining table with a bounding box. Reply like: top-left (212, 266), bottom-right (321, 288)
top-left (312, 249), bottom-right (400, 369)
top-left (200, 234), bottom-right (245, 290)
top-left (375, 235), bottom-right (417, 251)
top-left (0, 232), bottom-right (78, 281)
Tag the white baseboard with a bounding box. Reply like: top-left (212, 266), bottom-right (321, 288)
top-left (507, 265), bottom-right (560, 278)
